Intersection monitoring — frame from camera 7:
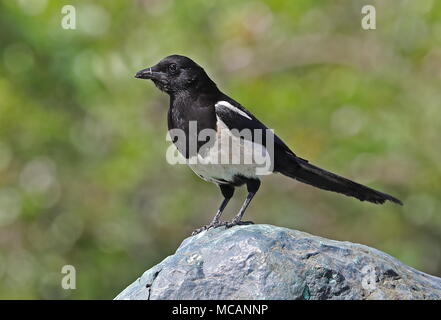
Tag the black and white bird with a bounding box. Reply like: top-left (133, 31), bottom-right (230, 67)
top-left (135, 55), bottom-right (402, 235)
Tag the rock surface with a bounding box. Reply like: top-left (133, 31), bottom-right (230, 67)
top-left (115, 224), bottom-right (441, 300)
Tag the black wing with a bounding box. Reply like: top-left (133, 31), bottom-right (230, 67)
top-left (214, 96), bottom-right (296, 157)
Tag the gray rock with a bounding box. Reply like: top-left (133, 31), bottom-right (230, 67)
top-left (115, 224), bottom-right (441, 300)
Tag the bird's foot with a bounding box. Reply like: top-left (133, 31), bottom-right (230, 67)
top-left (191, 220), bottom-right (228, 236)
top-left (226, 219), bottom-right (255, 228)
top-left (191, 225), bottom-right (208, 236)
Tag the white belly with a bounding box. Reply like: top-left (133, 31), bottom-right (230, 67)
top-left (188, 117), bottom-right (270, 184)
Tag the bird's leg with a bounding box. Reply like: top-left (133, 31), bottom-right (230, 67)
top-left (191, 185), bottom-right (234, 235)
top-left (209, 197), bottom-right (230, 226)
top-left (191, 198), bottom-right (230, 235)
top-left (226, 194), bottom-right (255, 227)
top-left (227, 179), bottom-right (260, 228)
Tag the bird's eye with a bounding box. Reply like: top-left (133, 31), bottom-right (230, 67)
top-left (168, 63), bottom-right (178, 73)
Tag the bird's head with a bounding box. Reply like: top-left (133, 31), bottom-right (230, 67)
top-left (135, 55), bottom-right (216, 95)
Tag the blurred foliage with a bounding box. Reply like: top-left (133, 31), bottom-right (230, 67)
top-left (0, 0), bottom-right (440, 299)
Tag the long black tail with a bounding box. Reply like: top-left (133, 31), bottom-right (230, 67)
top-left (279, 156), bottom-right (403, 205)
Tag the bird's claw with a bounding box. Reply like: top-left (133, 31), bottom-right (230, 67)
top-left (191, 220), bottom-right (254, 235)
top-left (226, 220), bottom-right (255, 228)
top-left (191, 220), bottom-right (228, 236)
top-left (191, 226), bottom-right (208, 236)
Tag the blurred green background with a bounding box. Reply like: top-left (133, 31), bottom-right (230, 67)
top-left (0, 0), bottom-right (440, 299)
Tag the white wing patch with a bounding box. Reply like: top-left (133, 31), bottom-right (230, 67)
top-left (215, 101), bottom-right (252, 120)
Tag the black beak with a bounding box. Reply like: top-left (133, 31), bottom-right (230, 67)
top-left (135, 67), bottom-right (160, 80)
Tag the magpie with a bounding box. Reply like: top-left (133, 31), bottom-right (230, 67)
top-left (135, 55), bottom-right (402, 235)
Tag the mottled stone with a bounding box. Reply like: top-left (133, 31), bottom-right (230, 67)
top-left (115, 224), bottom-right (441, 300)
